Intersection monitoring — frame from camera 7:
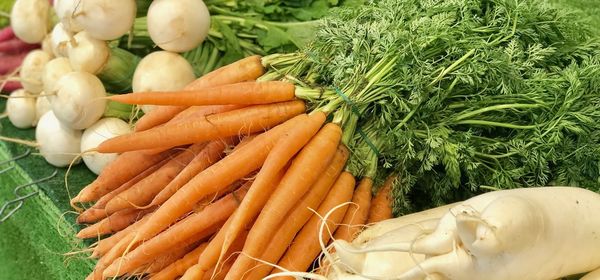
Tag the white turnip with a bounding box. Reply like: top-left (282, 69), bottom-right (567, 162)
top-left (20, 49), bottom-right (52, 94)
top-left (48, 71), bottom-right (107, 129)
top-left (10, 0), bottom-right (51, 43)
top-left (50, 23), bottom-right (73, 57)
top-left (146, 0), bottom-right (211, 52)
top-left (132, 51), bottom-right (195, 113)
top-left (53, 0), bottom-right (84, 32)
top-left (6, 89), bottom-right (37, 128)
top-left (35, 94), bottom-right (51, 122)
top-left (67, 31), bottom-right (109, 74)
top-left (70, 0), bottom-right (137, 40)
top-left (35, 111), bottom-right (82, 167)
top-left (80, 118), bottom-right (131, 174)
top-left (42, 57), bottom-right (73, 94)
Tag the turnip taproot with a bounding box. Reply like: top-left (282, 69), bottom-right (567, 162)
top-left (81, 118), bottom-right (132, 175)
top-left (42, 57), bottom-right (73, 94)
top-left (35, 111), bottom-right (82, 167)
top-left (20, 49), bottom-right (52, 94)
top-left (48, 71), bottom-right (107, 129)
top-left (49, 23), bottom-right (73, 57)
top-left (131, 51), bottom-right (195, 113)
top-left (146, 0), bottom-right (211, 52)
top-left (6, 89), bottom-right (37, 128)
top-left (10, 0), bottom-right (50, 44)
top-left (70, 0), bottom-right (137, 40)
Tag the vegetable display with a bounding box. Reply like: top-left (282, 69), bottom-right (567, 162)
top-left (1, 0), bottom-right (600, 279)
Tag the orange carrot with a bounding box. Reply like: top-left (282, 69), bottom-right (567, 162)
top-left (178, 168), bottom-right (287, 280)
top-left (110, 81), bottom-right (295, 106)
top-left (150, 242), bottom-right (209, 280)
top-left (367, 175), bottom-right (395, 224)
top-left (72, 149), bottom-right (179, 203)
top-left (103, 142), bottom-right (209, 214)
top-left (103, 182), bottom-right (251, 277)
top-left (76, 208), bottom-right (154, 239)
top-left (91, 213), bottom-right (153, 258)
top-left (243, 146), bottom-right (349, 280)
top-left (92, 116), bottom-right (299, 279)
top-left (139, 242), bottom-right (200, 275)
top-left (134, 55), bottom-right (265, 132)
top-left (124, 113), bottom-right (303, 244)
top-left (219, 112), bottom-right (326, 263)
top-left (225, 123), bottom-right (342, 280)
top-left (76, 207), bottom-right (154, 239)
top-left (272, 172), bottom-right (355, 277)
top-left (333, 177), bottom-right (373, 242)
top-left (151, 139), bottom-right (229, 206)
top-left (135, 106), bottom-right (188, 132)
top-left (96, 100), bottom-right (306, 153)
top-left (169, 105), bottom-right (245, 124)
top-left (77, 157), bottom-right (170, 224)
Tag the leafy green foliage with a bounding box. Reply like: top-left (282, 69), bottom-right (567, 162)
top-left (262, 0), bottom-right (600, 214)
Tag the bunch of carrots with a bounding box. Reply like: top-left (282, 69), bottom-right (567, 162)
top-left (72, 55), bottom-right (394, 280)
top-left (0, 26), bottom-right (38, 93)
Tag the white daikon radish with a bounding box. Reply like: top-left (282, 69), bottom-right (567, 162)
top-left (147, 0), bottom-right (211, 52)
top-left (132, 51), bottom-right (195, 113)
top-left (35, 111), bottom-right (82, 167)
top-left (81, 118), bottom-right (131, 174)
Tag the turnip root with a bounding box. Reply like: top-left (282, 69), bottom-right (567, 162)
top-left (331, 187), bottom-right (600, 280)
top-left (80, 118), bottom-right (131, 174)
top-left (50, 23), bottom-right (73, 57)
top-left (146, 0), bottom-right (211, 52)
top-left (10, 0), bottom-right (51, 44)
top-left (42, 57), bottom-right (73, 94)
top-left (67, 31), bottom-right (109, 74)
top-left (6, 89), bottom-right (37, 128)
top-left (20, 49), bottom-right (52, 94)
top-left (49, 71), bottom-right (107, 129)
top-left (53, 0), bottom-right (84, 32)
top-left (35, 94), bottom-right (51, 122)
top-left (35, 111), bottom-right (82, 167)
top-left (131, 51), bottom-right (195, 113)
top-left (71, 0), bottom-right (137, 40)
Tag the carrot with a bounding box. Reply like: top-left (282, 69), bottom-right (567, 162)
top-left (134, 55), bottom-right (265, 131)
top-left (225, 123), bottom-right (342, 280)
top-left (272, 172), bottom-right (355, 277)
top-left (367, 175), bottom-right (395, 224)
top-left (169, 105), bottom-right (245, 124)
top-left (150, 242), bottom-right (209, 280)
top-left (103, 142), bottom-right (209, 214)
top-left (94, 116), bottom-right (300, 279)
top-left (139, 242), bottom-right (200, 275)
top-left (76, 207), bottom-right (154, 239)
top-left (151, 139), bottom-right (230, 206)
top-left (96, 100), bottom-right (306, 153)
top-left (219, 112), bottom-right (326, 263)
top-left (333, 177), bottom-right (373, 242)
top-left (244, 145), bottom-right (350, 280)
top-left (72, 149), bottom-right (179, 203)
top-left (135, 106), bottom-right (188, 132)
top-left (110, 81), bottom-right (295, 106)
top-left (77, 157), bottom-right (170, 224)
top-left (178, 168), bottom-right (287, 280)
top-left (91, 213), bottom-right (153, 258)
top-left (102, 182), bottom-right (251, 277)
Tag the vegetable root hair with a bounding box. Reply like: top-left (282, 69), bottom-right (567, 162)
top-left (66, 150), bottom-right (95, 212)
top-left (0, 65), bottom-right (20, 92)
top-left (317, 202), bottom-right (356, 278)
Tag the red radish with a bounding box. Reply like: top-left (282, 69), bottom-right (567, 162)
top-left (1, 81), bottom-right (22, 92)
top-left (0, 27), bottom-right (16, 42)
top-left (0, 38), bottom-right (39, 54)
top-left (0, 53), bottom-right (27, 75)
